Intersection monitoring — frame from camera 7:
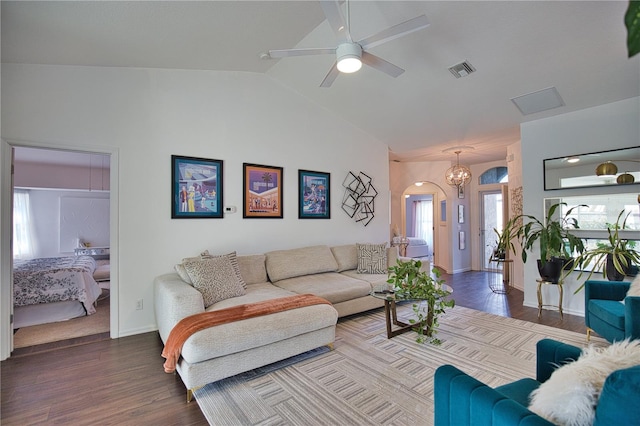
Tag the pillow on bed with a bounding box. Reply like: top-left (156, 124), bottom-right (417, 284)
top-left (183, 252), bottom-right (246, 307)
top-left (356, 243), bottom-right (388, 274)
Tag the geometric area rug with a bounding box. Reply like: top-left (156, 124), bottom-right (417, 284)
top-left (194, 305), bottom-right (607, 426)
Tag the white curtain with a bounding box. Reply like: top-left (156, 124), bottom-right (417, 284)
top-left (413, 200), bottom-right (433, 244)
top-left (13, 190), bottom-right (36, 259)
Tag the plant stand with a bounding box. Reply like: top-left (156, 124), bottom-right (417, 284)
top-left (536, 279), bottom-right (563, 319)
top-left (489, 258), bottom-right (513, 294)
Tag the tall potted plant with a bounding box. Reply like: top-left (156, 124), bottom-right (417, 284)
top-left (574, 210), bottom-right (640, 287)
top-left (490, 217), bottom-right (519, 260)
top-left (387, 259), bottom-right (455, 345)
top-left (514, 203), bottom-right (586, 283)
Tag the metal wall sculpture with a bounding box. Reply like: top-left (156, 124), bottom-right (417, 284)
top-left (341, 171), bottom-right (377, 226)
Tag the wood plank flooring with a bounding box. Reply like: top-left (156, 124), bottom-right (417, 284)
top-left (1, 271), bottom-right (588, 425)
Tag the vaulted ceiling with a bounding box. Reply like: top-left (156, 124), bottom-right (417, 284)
top-left (3, 1), bottom-right (638, 166)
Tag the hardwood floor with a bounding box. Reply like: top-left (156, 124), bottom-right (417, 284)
top-left (1, 271), bottom-right (588, 425)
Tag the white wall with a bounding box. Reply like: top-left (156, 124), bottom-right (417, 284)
top-left (520, 97), bottom-right (639, 315)
top-left (14, 159), bottom-right (110, 191)
top-left (1, 64), bottom-right (390, 343)
top-left (17, 189), bottom-right (109, 258)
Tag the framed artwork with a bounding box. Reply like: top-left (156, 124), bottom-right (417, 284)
top-left (458, 185), bottom-right (465, 199)
top-left (298, 170), bottom-right (330, 219)
top-left (459, 231), bottom-right (466, 250)
top-left (458, 205), bottom-right (465, 223)
top-left (171, 155), bottom-right (223, 219)
top-left (243, 163), bottom-right (283, 218)
top-left (440, 200), bottom-right (447, 222)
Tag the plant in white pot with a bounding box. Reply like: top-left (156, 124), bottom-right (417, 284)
top-left (387, 259), bottom-right (455, 345)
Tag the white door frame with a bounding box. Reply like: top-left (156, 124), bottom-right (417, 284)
top-left (0, 138), bottom-right (119, 360)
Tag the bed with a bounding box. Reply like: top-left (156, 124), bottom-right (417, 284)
top-left (405, 237), bottom-right (430, 258)
top-left (13, 256), bottom-right (103, 329)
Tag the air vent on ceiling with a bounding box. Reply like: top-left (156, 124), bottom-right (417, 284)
top-left (448, 61), bottom-right (476, 78)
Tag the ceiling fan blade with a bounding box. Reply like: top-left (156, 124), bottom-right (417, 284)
top-left (361, 52), bottom-right (405, 78)
top-left (268, 47), bottom-right (336, 58)
top-left (319, 0), bottom-right (352, 43)
top-left (320, 63), bottom-right (340, 88)
top-left (359, 15), bottom-right (430, 50)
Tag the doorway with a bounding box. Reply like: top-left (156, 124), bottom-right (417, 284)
top-left (480, 190), bottom-right (503, 270)
top-left (10, 146), bottom-right (114, 349)
top-left (405, 194), bottom-right (434, 261)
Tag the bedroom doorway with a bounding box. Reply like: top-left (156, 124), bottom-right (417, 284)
top-left (404, 194), bottom-right (434, 261)
top-left (401, 182), bottom-right (447, 269)
top-left (10, 146), bottom-right (114, 349)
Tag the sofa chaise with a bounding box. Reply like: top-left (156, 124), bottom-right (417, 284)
top-left (155, 243), bottom-right (424, 400)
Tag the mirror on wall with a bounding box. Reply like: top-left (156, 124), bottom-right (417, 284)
top-left (543, 146), bottom-right (640, 190)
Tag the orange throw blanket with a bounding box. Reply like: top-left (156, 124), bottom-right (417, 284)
top-left (161, 294), bottom-right (331, 373)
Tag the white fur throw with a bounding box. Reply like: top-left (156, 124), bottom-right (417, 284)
top-left (529, 339), bottom-right (640, 426)
top-left (627, 274), bottom-right (640, 297)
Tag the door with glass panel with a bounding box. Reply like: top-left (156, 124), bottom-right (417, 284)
top-left (481, 190), bottom-right (504, 271)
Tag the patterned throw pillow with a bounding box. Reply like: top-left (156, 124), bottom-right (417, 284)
top-left (174, 250), bottom-right (212, 284)
top-left (356, 243), bottom-right (388, 274)
top-left (183, 252), bottom-right (247, 307)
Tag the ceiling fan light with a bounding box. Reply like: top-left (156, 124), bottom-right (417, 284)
top-left (337, 57), bottom-right (362, 73)
top-left (595, 161), bottom-right (618, 177)
top-left (336, 43), bottom-right (362, 73)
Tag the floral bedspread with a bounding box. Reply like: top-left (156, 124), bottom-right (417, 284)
top-left (13, 256), bottom-right (101, 314)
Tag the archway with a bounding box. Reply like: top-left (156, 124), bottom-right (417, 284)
top-left (401, 182), bottom-right (448, 269)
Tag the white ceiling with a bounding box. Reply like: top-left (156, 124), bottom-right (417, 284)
top-left (3, 1), bottom-right (639, 166)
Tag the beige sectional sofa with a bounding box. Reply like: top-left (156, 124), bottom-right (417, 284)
top-left (154, 243), bottom-right (427, 400)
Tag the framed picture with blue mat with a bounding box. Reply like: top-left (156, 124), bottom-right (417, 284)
top-left (298, 170), bottom-right (330, 219)
top-left (171, 155), bottom-right (223, 219)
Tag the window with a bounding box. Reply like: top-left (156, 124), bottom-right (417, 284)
top-left (13, 190), bottom-right (35, 259)
top-left (479, 167), bottom-right (508, 185)
top-left (550, 194), bottom-right (639, 231)
top-left (545, 193), bottom-right (639, 274)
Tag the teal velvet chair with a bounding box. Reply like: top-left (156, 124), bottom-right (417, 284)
top-left (434, 338), bottom-right (640, 426)
top-left (584, 279), bottom-right (640, 343)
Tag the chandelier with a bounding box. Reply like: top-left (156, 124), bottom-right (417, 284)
top-left (445, 150), bottom-right (472, 187)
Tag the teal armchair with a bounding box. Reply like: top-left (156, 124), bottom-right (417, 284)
top-left (584, 279), bottom-right (640, 343)
top-left (434, 338), bottom-right (640, 426)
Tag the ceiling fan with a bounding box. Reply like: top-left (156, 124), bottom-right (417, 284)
top-left (267, 0), bottom-right (430, 88)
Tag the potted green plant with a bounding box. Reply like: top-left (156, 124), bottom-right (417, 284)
top-left (490, 217), bottom-right (519, 260)
top-left (574, 210), bottom-right (640, 289)
top-left (514, 203), bottom-right (586, 283)
top-left (387, 259), bottom-right (455, 345)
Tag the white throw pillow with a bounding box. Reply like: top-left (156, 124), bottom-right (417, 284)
top-left (356, 243), bottom-right (388, 274)
top-left (183, 252), bottom-right (247, 307)
top-left (626, 274), bottom-right (640, 297)
top-left (528, 339), bottom-right (640, 426)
